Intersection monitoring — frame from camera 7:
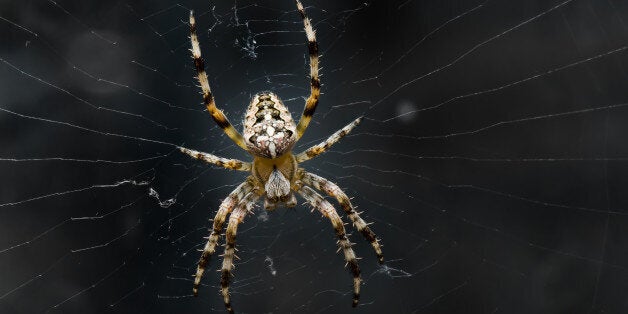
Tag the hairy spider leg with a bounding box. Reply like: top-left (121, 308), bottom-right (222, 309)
top-left (295, 0), bottom-right (321, 139)
top-left (190, 11), bottom-right (248, 150)
top-left (179, 147), bottom-right (251, 171)
top-left (193, 178), bottom-right (256, 295)
top-left (295, 116), bottom-right (363, 163)
top-left (220, 191), bottom-right (261, 314)
top-left (297, 186), bottom-right (361, 307)
top-left (299, 170), bottom-right (384, 263)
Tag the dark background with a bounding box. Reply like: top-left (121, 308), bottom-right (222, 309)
top-left (1, 0), bottom-right (628, 313)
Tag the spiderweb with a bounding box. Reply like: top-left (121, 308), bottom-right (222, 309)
top-left (2, 0), bottom-right (628, 313)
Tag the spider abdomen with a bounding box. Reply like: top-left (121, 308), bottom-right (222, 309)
top-left (243, 92), bottom-right (297, 158)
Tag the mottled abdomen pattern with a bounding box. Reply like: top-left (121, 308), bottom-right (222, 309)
top-left (243, 93), bottom-right (297, 159)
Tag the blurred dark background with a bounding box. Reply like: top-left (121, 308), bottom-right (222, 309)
top-left (1, 0), bottom-right (628, 313)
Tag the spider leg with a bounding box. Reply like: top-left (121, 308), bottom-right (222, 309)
top-left (189, 11), bottom-right (247, 150)
top-left (294, 0), bottom-right (320, 139)
top-left (298, 171), bottom-right (384, 263)
top-left (179, 146), bottom-right (251, 171)
top-left (297, 185), bottom-right (361, 307)
top-left (193, 177), bottom-right (256, 296)
top-left (295, 116), bottom-right (363, 163)
top-left (221, 191), bottom-right (260, 314)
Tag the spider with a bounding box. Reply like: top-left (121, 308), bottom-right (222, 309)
top-left (180, 1), bottom-right (383, 312)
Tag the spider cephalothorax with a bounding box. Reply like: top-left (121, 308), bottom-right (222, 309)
top-left (179, 2), bottom-right (384, 313)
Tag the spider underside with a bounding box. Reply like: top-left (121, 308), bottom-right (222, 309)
top-left (180, 1), bottom-right (383, 313)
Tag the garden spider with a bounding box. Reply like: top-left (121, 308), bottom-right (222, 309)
top-left (181, 1), bottom-right (383, 312)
